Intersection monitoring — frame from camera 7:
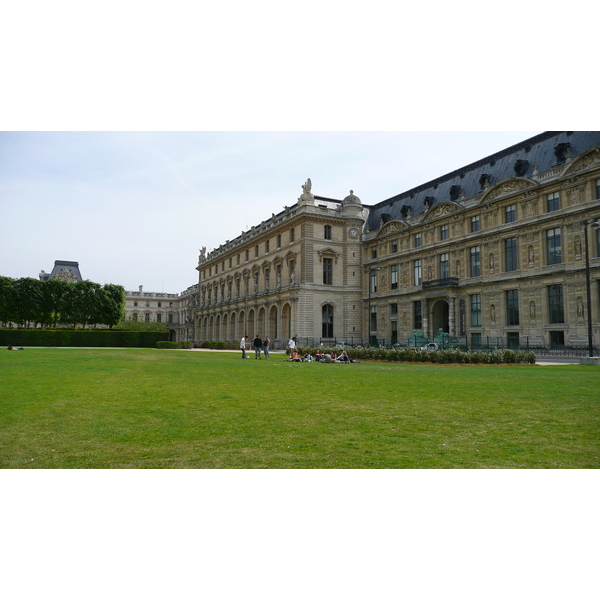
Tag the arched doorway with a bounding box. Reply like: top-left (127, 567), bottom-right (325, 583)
top-left (431, 299), bottom-right (449, 335)
top-left (281, 303), bottom-right (291, 341)
top-left (247, 309), bottom-right (255, 339)
top-left (257, 307), bottom-right (265, 337)
top-left (269, 305), bottom-right (278, 339)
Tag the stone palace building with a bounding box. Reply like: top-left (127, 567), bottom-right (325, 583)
top-left (196, 131), bottom-right (600, 350)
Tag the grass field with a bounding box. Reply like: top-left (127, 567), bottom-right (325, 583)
top-left (1, 348), bottom-right (599, 468)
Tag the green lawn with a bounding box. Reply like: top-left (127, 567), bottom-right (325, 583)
top-left (1, 348), bottom-right (598, 468)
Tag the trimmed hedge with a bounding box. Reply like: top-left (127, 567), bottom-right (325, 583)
top-left (157, 341), bottom-right (193, 349)
top-left (0, 328), bottom-right (168, 348)
top-left (295, 346), bottom-right (536, 365)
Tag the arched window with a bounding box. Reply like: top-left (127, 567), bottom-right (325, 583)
top-left (322, 304), bottom-right (334, 338)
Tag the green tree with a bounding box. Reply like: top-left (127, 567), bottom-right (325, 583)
top-left (40, 278), bottom-right (71, 327)
top-left (13, 278), bottom-right (44, 327)
top-left (99, 284), bottom-right (126, 328)
top-left (0, 276), bottom-right (16, 325)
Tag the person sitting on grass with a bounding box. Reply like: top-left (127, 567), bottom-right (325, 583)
top-left (315, 351), bottom-right (323, 362)
top-left (289, 350), bottom-right (302, 362)
top-left (322, 353), bottom-right (333, 363)
top-left (304, 352), bottom-right (314, 362)
top-left (336, 350), bottom-right (350, 363)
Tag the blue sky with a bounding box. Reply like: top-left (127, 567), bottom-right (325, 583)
top-left (0, 131), bottom-right (543, 292)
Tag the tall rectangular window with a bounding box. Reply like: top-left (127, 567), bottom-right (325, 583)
top-left (371, 246), bottom-right (377, 259)
top-left (596, 179), bottom-right (600, 200)
top-left (323, 258), bottom-right (333, 285)
top-left (277, 234), bottom-right (281, 248)
top-left (596, 228), bottom-right (600, 258)
top-left (440, 224), bottom-right (449, 241)
top-left (390, 303), bottom-right (398, 316)
top-left (265, 240), bottom-right (270, 253)
top-left (505, 238), bottom-right (518, 272)
top-left (245, 249), bottom-right (249, 262)
top-left (471, 294), bottom-right (481, 327)
top-left (506, 289), bottom-right (519, 326)
top-left (237, 254), bottom-right (240, 266)
top-left (157, 313), bottom-right (162, 323)
top-left (324, 225), bottom-right (332, 240)
top-left (290, 228), bottom-right (295, 243)
top-left (439, 253), bottom-right (449, 279)
top-left (547, 192), bottom-right (560, 212)
top-left (414, 233), bottom-right (422, 248)
top-left (255, 245), bottom-right (259, 258)
top-left (470, 246), bottom-right (481, 277)
top-left (547, 228), bottom-right (562, 265)
top-left (391, 321), bottom-right (398, 345)
top-left (505, 204), bottom-right (516, 223)
top-left (470, 215), bottom-right (480, 233)
top-left (548, 285), bottom-right (564, 323)
top-left (413, 259), bottom-right (422, 286)
top-left (370, 269), bottom-right (378, 294)
top-left (414, 301), bottom-right (422, 329)
top-left (168, 313), bottom-right (173, 324)
top-left (390, 264), bottom-right (398, 290)
top-left (391, 239), bottom-right (398, 253)
top-left (370, 306), bottom-right (377, 332)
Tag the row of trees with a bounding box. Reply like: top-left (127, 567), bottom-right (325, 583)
top-left (0, 276), bottom-right (126, 328)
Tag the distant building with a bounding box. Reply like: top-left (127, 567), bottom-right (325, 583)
top-left (39, 260), bottom-right (83, 282)
top-left (123, 284), bottom-right (198, 342)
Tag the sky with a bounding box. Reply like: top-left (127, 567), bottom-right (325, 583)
top-left (0, 131), bottom-right (544, 293)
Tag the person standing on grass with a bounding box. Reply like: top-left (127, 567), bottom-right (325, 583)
top-left (240, 335), bottom-right (249, 359)
top-left (263, 336), bottom-right (270, 359)
top-left (288, 337), bottom-right (296, 353)
top-left (253, 335), bottom-right (263, 359)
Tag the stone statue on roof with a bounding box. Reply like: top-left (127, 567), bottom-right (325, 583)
top-left (299, 178), bottom-right (314, 203)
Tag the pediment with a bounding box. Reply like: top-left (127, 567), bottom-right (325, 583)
top-left (421, 202), bottom-right (462, 223)
top-left (560, 147), bottom-right (600, 178)
top-left (376, 220), bottom-right (409, 237)
top-left (479, 177), bottom-right (538, 204)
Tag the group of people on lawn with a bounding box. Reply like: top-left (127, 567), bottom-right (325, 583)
top-left (239, 335), bottom-right (271, 359)
top-left (239, 335), bottom-right (353, 363)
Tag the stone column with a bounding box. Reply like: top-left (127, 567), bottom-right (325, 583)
top-left (449, 296), bottom-right (456, 336)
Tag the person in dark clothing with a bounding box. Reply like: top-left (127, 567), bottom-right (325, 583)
top-left (253, 336), bottom-right (263, 359)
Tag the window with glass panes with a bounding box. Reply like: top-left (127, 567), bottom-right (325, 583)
top-left (506, 290), bottom-right (519, 325)
top-left (504, 238), bottom-right (518, 271)
top-left (391, 239), bottom-right (398, 253)
top-left (547, 228), bottom-right (562, 264)
top-left (439, 253), bottom-right (449, 279)
top-left (414, 301), bottom-right (422, 329)
top-left (471, 294), bottom-right (481, 326)
top-left (507, 332), bottom-right (519, 348)
top-left (391, 320), bottom-right (398, 344)
top-left (414, 233), bottom-right (421, 248)
top-left (440, 224), bottom-right (449, 241)
top-left (470, 215), bottom-right (480, 233)
top-left (596, 179), bottom-right (600, 200)
top-left (370, 306), bottom-right (377, 331)
top-left (290, 228), bottom-right (295, 242)
top-left (547, 192), bottom-right (560, 212)
top-left (265, 240), bottom-right (270, 253)
top-left (596, 227), bottom-right (600, 257)
top-left (390, 303), bottom-right (398, 316)
top-left (548, 285), bottom-right (564, 323)
top-left (413, 259), bottom-right (422, 286)
top-left (370, 269), bottom-right (378, 293)
top-left (470, 246), bottom-right (481, 277)
top-left (323, 258), bottom-right (333, 285)
top-left (371, 246), bottom-right (377, 259)
top-left (390, 264), bottom-right (398, 290)
top-left (471, 332), bottom-right (482, 348)
top-left (324, 225), bottom-right (332, 240)
top-left (505, 204), bottom-right (516, 223)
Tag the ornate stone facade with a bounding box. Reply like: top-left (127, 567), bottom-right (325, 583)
top-left (194, 132), bottom-right (600, 349)
top-left (195, 186), bottom-right (367, 348)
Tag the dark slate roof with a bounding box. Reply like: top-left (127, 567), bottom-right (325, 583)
top-left (49, 260), bottom-right (83, 281)
top-left (366, 131), bottom-right (600, 230)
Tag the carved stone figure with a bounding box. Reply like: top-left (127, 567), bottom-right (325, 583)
top-left (528, 246), bottom-right (534, 264)
top-left (489, 253), bottom-right (495, 270)
top-left (490, 304), bottom-right (496, 322)
top-left (575, 237), bottom-right (582, 257)
top-left (530, 301), bottom-right (536, 320)
top-left (253, 273), bottom-right (258, 293)
top-left (577, 297), bottom-right (585, 319)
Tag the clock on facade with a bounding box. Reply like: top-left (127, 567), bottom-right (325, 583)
top-left (349, 228), bottom-right (359, 238)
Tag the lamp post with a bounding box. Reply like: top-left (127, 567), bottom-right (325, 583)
top-left (367, 267), bottom-right (381, 345)
top-left (584, 218), bottom-right (599, 357)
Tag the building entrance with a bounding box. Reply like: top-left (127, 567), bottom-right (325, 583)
top-left (431, 299), bottom-right (449, 335)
